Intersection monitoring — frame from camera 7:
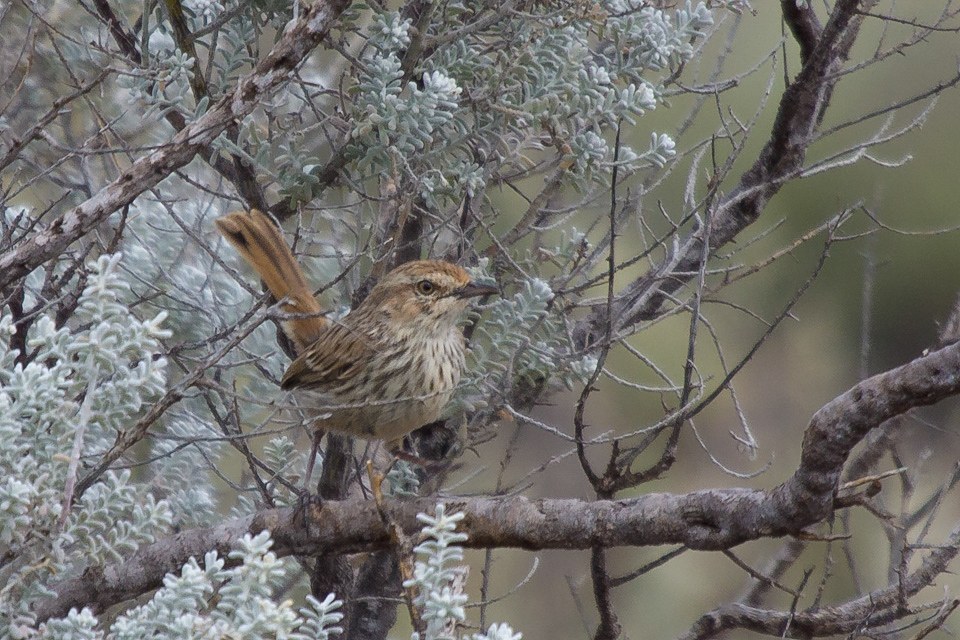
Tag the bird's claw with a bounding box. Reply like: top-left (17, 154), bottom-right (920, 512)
top-left (292, 490), bottom-right (323, 535)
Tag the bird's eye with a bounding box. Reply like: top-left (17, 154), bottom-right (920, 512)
top-left (415, 279), bottom-right (436, 295)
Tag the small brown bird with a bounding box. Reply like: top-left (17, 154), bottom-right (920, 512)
top-left (215, 209), bottom-right (496, 460)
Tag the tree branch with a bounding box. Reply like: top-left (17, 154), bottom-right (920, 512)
top-left (89, 0), bottom-right (268, 211)
top-left (574, 0), bottom-right (865, 349)
top-left (679, 523), bottom-right (960, 638)
top-left (0, 0), bottom-right (351, 292)
top-left (33, 339), bottom-right (960, 622)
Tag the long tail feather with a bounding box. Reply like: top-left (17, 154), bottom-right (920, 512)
top-left (215, 209), bottom-right (327, 350)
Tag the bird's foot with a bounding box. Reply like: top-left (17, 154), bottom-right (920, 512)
top-left (292, 489), bottom-right (322, 536)
top-left (390, 447), bottom-right (452, 476)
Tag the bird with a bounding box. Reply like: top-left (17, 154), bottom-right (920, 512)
top-left (214, 209), bottom-right (497, 471)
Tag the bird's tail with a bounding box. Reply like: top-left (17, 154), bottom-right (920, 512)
top-left (215, 209), bottom-right (326, 351)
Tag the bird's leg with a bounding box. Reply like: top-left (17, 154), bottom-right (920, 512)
top-left (391, 448), bottom-right (434, 468)
top-left (293, 429), bottom-right (325, 534)
top-left (365, 460), bottom-right (423, 631)
top-left (388, 438), bottom-right (454, 478)
top-left (365, 459), bottom-right (386, 509)
top-left (292, 489), bottom-right (321, 534)
top-left (303, 429), bottom-right (323, 492)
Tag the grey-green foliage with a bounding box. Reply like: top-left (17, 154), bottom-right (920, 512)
top-left (456, 245), bottom-right (599, 416)
top-left (0, 1), bottom-right (720, 635)
top-left (29, 504), bottom-right (506, 640)
top-left (349, 11), bottom-right (465, 172)
top-left (605, 1), bottom-right (715, 77)
top-left (0, 255), bottom-right (173, 634)
top-left (36, 532), bottom-right (344, 640)
top-left (344, 1), bottom-right (712, 191)
top-left (209, 1), bottom-right (713, 205)
top-left (406, 505), bottom-right (469, 640)
top-left (0, 246), bottom-right (301, 637)
top-left (386, 460), bottom-right (422, 498)
top-left (198, 1), bottom-right (715, 410)
top-left (262, 435), bottom-right (308, 500)
top-left (150, 417), bottom-right (223, 528)
top-left (119, 200), bottom-right (288, 527)
top-left (120, 0), bottom-right (293, 138)
top-left (118, 44), bottom-right (196, 121)
top-left (405, 505), bottom-right (522, 640)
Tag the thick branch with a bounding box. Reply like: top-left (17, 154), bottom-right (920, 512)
top-left (89, 0), bottom-right (267, 210)
top-left (32, 340), bottom-right (960, 623)
top-left (0, 0), bottom-right (350, 292)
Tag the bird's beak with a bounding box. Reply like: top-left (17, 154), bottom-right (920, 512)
top-left (455, 281), bottom-right (499, 299)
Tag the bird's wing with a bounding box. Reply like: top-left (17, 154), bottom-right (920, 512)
top-left (280, 321), bottom-right (373, 390)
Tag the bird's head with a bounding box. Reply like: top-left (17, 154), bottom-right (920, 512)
top-left (360, 260), bottom-right (498, 331)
